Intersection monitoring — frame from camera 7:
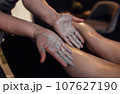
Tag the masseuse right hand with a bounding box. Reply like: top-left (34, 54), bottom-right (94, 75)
top-left (34, 27), bottom-right (74, 67)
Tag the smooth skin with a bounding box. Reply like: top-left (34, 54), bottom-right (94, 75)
top-left (64, 22), bottom-right (120, 78)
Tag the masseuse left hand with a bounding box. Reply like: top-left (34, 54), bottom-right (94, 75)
top-left (34, 28), bottom-right (74, 67)
top-left (53, 13), bottom-right (84, 49)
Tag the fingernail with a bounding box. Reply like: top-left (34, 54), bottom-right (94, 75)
top-left (63, 58), bottom-right (74, 66)
top-left (79, 42), bottom-right (83, 48)
top-left (67, 55), bottom-right (73, 62)
top-left (66, 57), bottom-right (74, 66)
top-left (67, 62), bottom-right (75, 66)
top-left (42, 47), bottom-right (45, 53)
top-left (81, 44), bottom-right (84, 48)
top-left (78, 42), bottom-right (82, 48)
top-left (81, 40), bottom-right (84, 44)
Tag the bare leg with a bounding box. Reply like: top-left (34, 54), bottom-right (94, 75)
top-left (64, 46), bottom-right (120, 78)
top-left (72, 22), bottom-right (120, 64)
top-left (63, 22), bottom-right (120, 78)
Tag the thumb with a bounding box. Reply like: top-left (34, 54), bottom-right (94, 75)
top-left (39, 47), bottom-right (46, 63)
top-left (71, 15), bottom-right (84, 23)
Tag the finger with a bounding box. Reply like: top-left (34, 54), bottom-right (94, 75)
top-left (71, 15), bottom-right (84, 23)
top-left (71, 33), bottom-right (82, 48)
top-left (71, 34), bottom-right (83, 48)
top-left (55, 52), bottom-right (67, 67)
top-left (61, 47), bottom-right (73, 61)
top-left (64, 37), bottom-right (74, 48)
top-left (75, 31), bottom-right (84, 44)
top-left (38, 47), bottom-right (46, 63)
top-left (68, 35), bottom-right (80, 49)
top-left (62, 43), bottom-right (72, 54)
top-left (58, 50), bottom-right (74, 66)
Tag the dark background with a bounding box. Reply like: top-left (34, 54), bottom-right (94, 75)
top-left (45, 0), bottom-right (120, 12)
top-left (77, 0), bottom-right (120, 11)
top-left (2, 0), bottom-right (120, 78)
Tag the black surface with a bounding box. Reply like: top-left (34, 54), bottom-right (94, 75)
top-left (102, 15), bottom-right (120, 42)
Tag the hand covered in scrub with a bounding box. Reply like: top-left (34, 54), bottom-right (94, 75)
top-left (34, 28), bottom-right (74, 67)
top-left (53, 13), bottom-right (84, 49)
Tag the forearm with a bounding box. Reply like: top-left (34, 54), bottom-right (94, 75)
top-left (22, 0), bottom-right (58, 26)
top-left (73, 22), bottom-right (120, 64)
top-left (0, 11), bottom-right (43, 38)
top-left (64, 46), bottom-right (120, 78)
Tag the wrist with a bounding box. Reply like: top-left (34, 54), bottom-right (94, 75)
top-left (46, 12), bottom-right (59, 26)
top-left (52, 13), bottom-right (72, 27)
top-left (32, 24), bottom-right (47, 39)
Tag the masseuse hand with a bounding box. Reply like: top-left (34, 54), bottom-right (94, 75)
top-left (34, 28), bottom-right (74, 67)
top-left (53, 13), bottom-right (84, 49)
